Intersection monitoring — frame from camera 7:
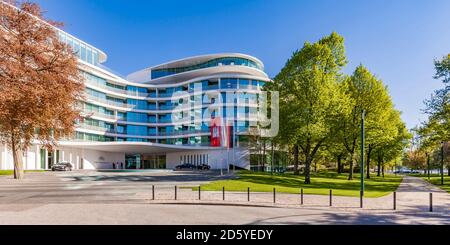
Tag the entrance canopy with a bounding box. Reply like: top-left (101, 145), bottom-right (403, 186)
top-left (59, 141), bottom-right (219, 154)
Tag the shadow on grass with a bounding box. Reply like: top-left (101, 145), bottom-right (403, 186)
top-left (200, 171), bottom-right (403, 197)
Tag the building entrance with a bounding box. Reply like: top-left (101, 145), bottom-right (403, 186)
top-left (125, 154), bottom-right (166, 169)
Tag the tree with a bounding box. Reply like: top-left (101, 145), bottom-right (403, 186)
top-left (273, 32), bottom-right (348, 184)
top-left (419, 54), bottom-right (449, 179)
top-left (423, 54), bottom-right (449, 142)
top-left (0, 1), bottom-right (84, 179)
top-left (336, 65), bottom-right (393, 180)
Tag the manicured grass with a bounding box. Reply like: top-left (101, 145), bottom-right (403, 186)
top-left (0, 170), bottom-right (45, 176)
top-left (412, 174), bottom-right (450, 194)
top-left (198, 171), bottom-right (403, 198)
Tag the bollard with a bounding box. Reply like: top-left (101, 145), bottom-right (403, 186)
top-left (152, 185), bottom-right (155, 200)
top-left (273, 188), bottom-right (276, 204)
top-left (248, 187), bottom-right (250, 202)
top-left (360, 191), bottom-right (363, 208)
top-left (301, 188), bottom-right (304, 205)
top-left (223, 187), bottom-right (225, 201)
top-left (175, 186), bottom-right (177, 200)
top-left (429, 193), bottom-right (433, 212)
top-left (198, 186), bottom-right (201, 200)
top-left (330, 190), bottom-right (333, 207)
top-left (393, 192), bottom-right (396, 210)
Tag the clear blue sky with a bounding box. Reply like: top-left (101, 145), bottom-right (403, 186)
top-left (34, 0), bottom-right (450, 129)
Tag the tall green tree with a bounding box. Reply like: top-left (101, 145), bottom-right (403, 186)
top-left (337, 65), bottom-right (393, 180)
top-left (273, 32), bottom-right (348, 184)
top-left (423, 54), bottom-right (449, 142)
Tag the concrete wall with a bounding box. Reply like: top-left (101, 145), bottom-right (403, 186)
top-left (166, 148), bottom-right (250, 170)
top-left (1, 143), bottom-right (248, 171)
top-left (57, 146), bottom-right (125, 170)
top-left (0, 144), bottom-right (125, 170)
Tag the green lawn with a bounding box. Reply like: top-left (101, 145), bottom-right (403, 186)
top-left (198, 171), bottom-right (403, 198)
top-left (412, 174), bottom-right (450, 194)
top-left (0, 170), bottom-right (45, 176)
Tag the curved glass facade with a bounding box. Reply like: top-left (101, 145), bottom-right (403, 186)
top-left (0, 2), bottom-right (273, 171)
top-left (78, 80), bottom-right (266, 145)
top-left (151, 57), bottom-right (263, 79)
top-left (74, 53), bottom-right (270, 148)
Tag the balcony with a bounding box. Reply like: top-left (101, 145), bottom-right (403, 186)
top-left (77, 124), bottom-right (115, 133)
top-left (204, 85), bottom-right (219, 90)
top-left (159, 104), bottom-right (176, 110)
top-left (158, 117), bottom-right (172, 123)
top-left (158, 129), bottom-right (210, 137)
top-left (85, 94), bottom-right (134, 109)
top-left (85, 79), bottom-right (154, 98)
top-left (81, 110), bottom-right (116, 120)
top-left (158, 92), bottom-right (174, 98)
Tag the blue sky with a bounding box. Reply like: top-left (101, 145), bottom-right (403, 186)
top-left (34, 0), bottom-right (450, 129)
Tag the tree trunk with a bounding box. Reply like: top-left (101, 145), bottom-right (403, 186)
top-left (271, 141), bottom-right (275, 175)
top-left (262, 140), bottom-right (266, 170)
top-left (348, 153), bottom-right (354, 180)
top-left (293, 145), bottom-right (300, 175)
top-left (382, 164), bottom-right (385, 178)
top-left (366, 145), bottom-right (372, 179)
top-left (257, 138), bottom-right (261, 171)
top-left (11, 139), bottom-right (24, 180)
top-left (377, 159), bottom-right (381, 177)
top-left (337, 155), bottom-right (342, 174)
top-left (304, 153), bottom-right (312, 184)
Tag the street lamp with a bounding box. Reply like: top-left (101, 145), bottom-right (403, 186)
top-left (441, 141), bottom-right (444, 185)
top-left (360, 110), bottom-right (365, 197)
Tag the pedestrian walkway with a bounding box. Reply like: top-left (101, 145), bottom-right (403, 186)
top-left (0, 172), bottom-right (448, 224)
top-left (148, 176), bottom-right (450, 215)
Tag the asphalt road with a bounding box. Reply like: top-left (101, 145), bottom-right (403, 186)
top-left (0, 171), bottom-right (448, 225)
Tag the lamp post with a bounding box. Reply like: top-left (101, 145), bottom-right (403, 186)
top-left (441, 142), bottom-right (444, 185)
top-left (360, 110), bottom-right (365, 197)
top-left (426, 152), bottom-right (430, 180)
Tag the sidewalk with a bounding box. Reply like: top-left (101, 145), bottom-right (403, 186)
top-left (147, 176), bottom-right (450, 214)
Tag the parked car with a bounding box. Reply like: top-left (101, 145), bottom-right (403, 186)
top-left (175, 163), bottom-right (196, 170)
top-left (197, 164), bottom-right (211, 170)
top-left (51, 162), bottom-right (73, 171)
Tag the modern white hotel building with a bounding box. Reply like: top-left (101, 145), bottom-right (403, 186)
top-left (0, 24), bottom-right (272, 171)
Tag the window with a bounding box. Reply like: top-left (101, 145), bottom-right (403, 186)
top-left (151, 57), bottom-right (263, 79)
top-left (127, 125), bottom-right (148, 136)
top-left (93, 51), bottom-right (99, 65)
top-left (86, 88), bottom-right (106, 99)
top-left (117, 125), bottom-right (126, 134)
top-left (127, 86), bottom-right (148, 95)
top-left (148, 127), bottom-right (157, 135)
top-left (127, 112), bottom-right (148, 123)
top-left (80, 44), bottom-right (86, 61)
top-left (148, 115), bottom-right (157, 123)
top-left (73, 40), bottom-right (80, 56)
top-left (221, 78), bottom-right (238, 89)
top-left (239, 79), bottom-right (250, 88)
top-left (127, 99), bottom-right (147, 110)
top-left (87, 47), bottom-right (93, 64)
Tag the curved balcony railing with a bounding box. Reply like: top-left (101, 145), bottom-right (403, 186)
top-left (85, 94), bottom-right (135, 109)
top-left (81, 110), bottom-right (117, 120)
top-left (85, 79), bottom-right (156, 98)
top-left (158, 129), bottom-right (210, 137)
top-left (77, 124), bottom-right (114, 133)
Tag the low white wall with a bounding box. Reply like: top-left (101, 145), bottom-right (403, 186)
top-left (58, 147), bottom-right (125, 170)
top-left (0, 143), bottom-right (125, 170)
